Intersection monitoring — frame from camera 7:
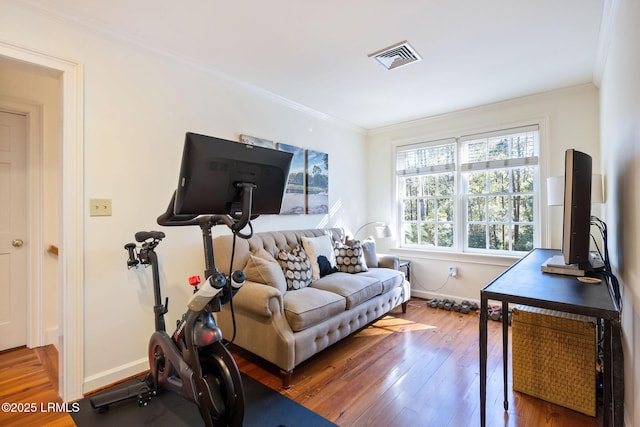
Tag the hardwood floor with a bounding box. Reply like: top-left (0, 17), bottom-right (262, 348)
top-left (0, 299), bottom-right (602, 426)
top-left (234, 299), bottom-right (602, 427)
top-left (0, 345), bottom-right (74, 426)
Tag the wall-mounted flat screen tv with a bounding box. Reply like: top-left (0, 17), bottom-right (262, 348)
top-left (562, 148), bottom-right (592, 268)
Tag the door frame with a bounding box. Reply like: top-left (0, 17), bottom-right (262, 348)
top-left (0, 41), bottom-right (84, 402)
top-left (0, 100), bottom-right (44, 349)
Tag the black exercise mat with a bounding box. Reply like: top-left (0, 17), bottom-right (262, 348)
top-left (72, 374), bottom-right (337, 427)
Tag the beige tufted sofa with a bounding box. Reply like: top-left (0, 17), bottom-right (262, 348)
top-left (213, 228), bottom-right (410, 388)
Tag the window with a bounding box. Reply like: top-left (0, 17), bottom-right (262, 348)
top-left (397, 139), bottom-right (457, 248)
top-left (396, 125), bottom-right (540, 254)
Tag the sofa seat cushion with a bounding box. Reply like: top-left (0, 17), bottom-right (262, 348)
top-left (310, 272), bottom-right (382, 309)
top-left (357, 268), bottom-right (404, 294)
top-left (284, 287), bottom-right (346, 332)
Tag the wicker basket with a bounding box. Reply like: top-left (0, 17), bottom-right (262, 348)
top-left (511, 305), bottom-right (597, 416)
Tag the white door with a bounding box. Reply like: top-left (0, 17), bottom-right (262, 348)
top-left (0, 111), bottom-right (28, 351)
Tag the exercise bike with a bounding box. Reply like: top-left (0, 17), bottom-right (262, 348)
top-left (90, 186), bottom-right (258, 427)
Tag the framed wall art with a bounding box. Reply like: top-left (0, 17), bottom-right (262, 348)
top-left (305, 150), bottom-right (328, 214)
top-left (240, 134), bottom-right (330, 216)
top-left (239, 134), bottom-right (275, 148)
top-left (277, 143), bottom-right (306, 215)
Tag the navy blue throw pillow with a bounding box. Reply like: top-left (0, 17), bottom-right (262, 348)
top-left (318, 255), bottom-right (338, 277)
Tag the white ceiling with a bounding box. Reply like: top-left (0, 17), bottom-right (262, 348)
top-left (24, 0), bottom-right (605, 130)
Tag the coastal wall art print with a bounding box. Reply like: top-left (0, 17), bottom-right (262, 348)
top-left (239, 134), bottom-right (275, 148)
top-left (305, 149), bottom-right (329, 214)
top-left (277, 143), bottom-right (306, 215)
top-left (240, 134), bottom-right (328, 215)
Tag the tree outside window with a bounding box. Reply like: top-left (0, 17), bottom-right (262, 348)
top-left (396, 126), bottom-right (539, 254)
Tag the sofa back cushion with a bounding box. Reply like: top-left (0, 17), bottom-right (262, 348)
top-left (360, 237), bottom-right (379, 268)
top-left (213, 228), bottom-right (346, 287)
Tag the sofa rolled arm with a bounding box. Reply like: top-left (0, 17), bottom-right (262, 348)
top-left (377, 253), bottom-right (399, 270)
top-left (229, 281), bottom-right (284, 318)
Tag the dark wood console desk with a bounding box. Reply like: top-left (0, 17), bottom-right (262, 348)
top-left (479, 248), bottom-right (623, 427)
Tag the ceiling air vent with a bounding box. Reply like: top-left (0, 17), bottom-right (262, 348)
top-left (368, 41), bottom-right (421, 70)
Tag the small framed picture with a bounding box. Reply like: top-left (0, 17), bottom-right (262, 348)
top-left (239, 134), bottom-right (274, 149)
top-left (277, 143), bottom-right (306, 215)
top-left (306, 150), bottom-right (328, 214)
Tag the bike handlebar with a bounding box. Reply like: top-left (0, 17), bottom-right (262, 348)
top-left (156, 186), bottom-right (255, 239)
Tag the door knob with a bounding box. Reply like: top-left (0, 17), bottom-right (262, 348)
top-left (12, 238), bottom-right (23, 247)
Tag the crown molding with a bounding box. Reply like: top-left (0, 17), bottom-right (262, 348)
top-left (20, 1), bottom-right (366, 135)
top-left (593, 0), bottom-right (620, 87)
top-left (368, 83), bottom-right (596, 136)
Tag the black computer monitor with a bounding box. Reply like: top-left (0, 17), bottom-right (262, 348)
top-left (173, 132), bottom-right (292, 216)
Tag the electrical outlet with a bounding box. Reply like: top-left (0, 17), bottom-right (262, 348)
top-left (90, 198), bottom-right (112, 216)
top-left (448, 266), bottom-right (457, 277)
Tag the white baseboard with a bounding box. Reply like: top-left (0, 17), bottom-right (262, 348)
top-left (46, 326), bottom-right (58, 350)
top-left (83, 357), bottom-right (148, 394)
top-left (411, 289), bottom-right (479, 305)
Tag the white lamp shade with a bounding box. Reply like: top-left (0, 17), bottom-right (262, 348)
top-left (591, 174), bottom-right (604, 204)
top-left (374, 224), bottom-right (392, 238)
top-left (355, 222), bottom-right (392, 239)
top-left (547, 176), bottom-right (564, 206)
top-left (547, 174), bottom-right (604, 206)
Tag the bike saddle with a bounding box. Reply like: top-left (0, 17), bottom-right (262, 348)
top-left (135, 231), bottom-right (166, 242)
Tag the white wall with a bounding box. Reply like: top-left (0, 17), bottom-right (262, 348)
top-left (366, 84), bottom-right (600, 302)
top-left (599, 0), bottom-right (640, 424)
top-left (0, 2), bottom-right (368, 392)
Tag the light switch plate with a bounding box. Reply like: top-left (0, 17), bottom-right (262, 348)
top-left (90, 198), bottom-right (112, 216)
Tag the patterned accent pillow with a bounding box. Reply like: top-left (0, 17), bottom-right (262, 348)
top-left (301, 234), bottom-right (337, 281)
top-left (276, 245), bottom-right (312, 290)
top-left (334, 240), bottom-right (368, 273)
